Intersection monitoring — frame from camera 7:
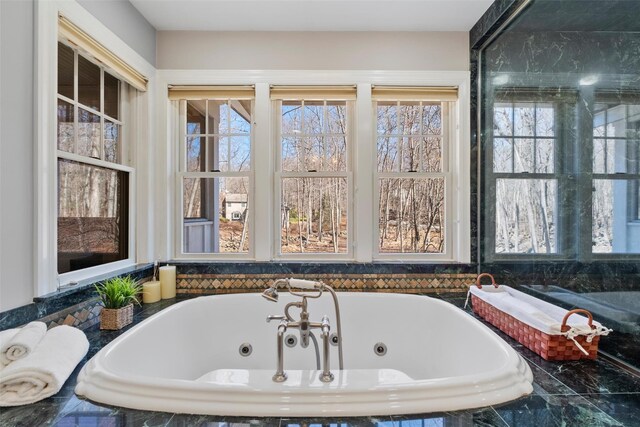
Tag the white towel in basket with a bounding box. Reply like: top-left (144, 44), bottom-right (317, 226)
top-left (0, 325), bottom-right (89, 406)
top-left (468, 285), bottom-right (611, 337)
top-left (0, 322), bottom-right (47, 366)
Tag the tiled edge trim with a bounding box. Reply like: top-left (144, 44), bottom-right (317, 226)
top-left (177, 273), bottom-right (478, 294)
top-left (39, 297), bottom-right (104, 331)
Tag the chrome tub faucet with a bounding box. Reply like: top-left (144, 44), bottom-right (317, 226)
top-left (263, 278), bottom-right (343, 383)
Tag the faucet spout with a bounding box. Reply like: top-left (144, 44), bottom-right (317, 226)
top-left (272, 320), bottom-right (288, 383)
top-left (319, 316), bottom-right (334, 383)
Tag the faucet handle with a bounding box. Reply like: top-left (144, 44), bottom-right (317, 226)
top-left (266, 314), bottom-right (286, 323)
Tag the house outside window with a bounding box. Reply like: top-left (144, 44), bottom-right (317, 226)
top-left (171, 87), bottom-right (254, 256)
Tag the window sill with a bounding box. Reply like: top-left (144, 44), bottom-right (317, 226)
top-left (34, 263), bottom-right (153, 305)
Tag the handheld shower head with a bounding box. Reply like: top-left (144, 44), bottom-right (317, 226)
top-left (262, 287), bottom-right (279, 302)
top-left (287, 278), bottom-right (322, 290)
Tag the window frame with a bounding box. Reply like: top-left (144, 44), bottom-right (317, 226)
top-left (159, 71), bottom-right (471, 264)
top-left (485, 92), bottom-right (579, 262)
top-left (485, 90), bottom-right (640, 261)
top-left (273, 97), bottom-right (355, 260)
top-left (174, 97), bottom-right (255, 260)
top-left (373, 100), bottom-right (455, 261)
top-left (36, 0), bottom-right (154, 296)
top-left (55, 40), bottom-right (137, 284)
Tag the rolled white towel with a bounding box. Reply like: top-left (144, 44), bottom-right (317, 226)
top-left (0, 325), bottom-right (89, 406)
top-left (0, 329), bottom-right (19, 370)
top-left (0, 322), bottom-right (47, 366)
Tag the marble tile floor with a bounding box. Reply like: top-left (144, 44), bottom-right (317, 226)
top-left (1, 293), bottom-right (638, 427)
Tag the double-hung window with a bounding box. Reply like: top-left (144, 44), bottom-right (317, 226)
top-left (373, 87), bottom-right (458, 258)
top-left (56, 41), bottom-right (133, 274)
top-left (169, 80), bottom-right (469, 262)
top-left (272, 86), bottom-right (355, 257)
top-left (489, 97), bottom-right (561, 256)
top-left (171, 86), bottom-right (254, 256)
top-left (488, 89), bottom-right (640, 259)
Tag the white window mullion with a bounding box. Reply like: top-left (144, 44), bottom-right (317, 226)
top-left (73, 50), bottom-right (79, 154)
top-left (178, 100), bottom-right (186, 173)
top-left (99, 68), bottom-right (105, 161)
top-left (204, 100), bottom-right (210, 172)
top-left (270, 97), bottom-right (283, 259)
top-left (301, 100), bottom-right (307, 170)
top-left (417, 101), bottom-right (423, 173)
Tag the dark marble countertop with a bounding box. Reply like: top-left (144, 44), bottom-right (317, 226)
top-left (1, 293), bottom-right (638, 427)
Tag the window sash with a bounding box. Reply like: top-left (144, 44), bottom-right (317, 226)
top-left (373, 176), bottom-right (451, 258)
top-left (176, 99), bottom-right (254, 258)
top-left (180, 99), bottom-right (254, 174)
top-left (275, 98), bottom-right (353, 258)
top-left (487, 99), bottom-right (565, 259)
top-left (56, 40), bottom-right (134, 277)
top-left (373, 100), bottom-right (453, 259)
top-left (274, 174), bottom-right (353, 258)
top-left (57, 43), bottom-right (126, 166)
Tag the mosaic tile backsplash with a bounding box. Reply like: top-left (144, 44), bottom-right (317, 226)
top-left (177, 273), bottom-right (478, 295)
top-left (39, 298), bottom-right (103, 330)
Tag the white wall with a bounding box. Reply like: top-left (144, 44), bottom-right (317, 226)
top-left (0, 0), bottom-right (35, 312)
top-left (157, 31), bottom-right (469, 70)
top-left (77, 0), bottom-right (156, 66)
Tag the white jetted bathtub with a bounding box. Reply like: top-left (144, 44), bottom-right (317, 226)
top-left (76, 292), bottom-right (533, 416)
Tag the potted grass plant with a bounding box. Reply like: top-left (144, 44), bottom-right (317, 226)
top-left (96, 276), bottom-right (142, 330)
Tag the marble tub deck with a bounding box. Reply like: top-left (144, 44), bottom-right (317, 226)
top-left (1, 294), bottom-right (638, 427)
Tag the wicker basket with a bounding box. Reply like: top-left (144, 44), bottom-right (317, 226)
top-left (100, 304), bottom-right (134, 330)
top-left (471, 273), bottom-right (600, 361)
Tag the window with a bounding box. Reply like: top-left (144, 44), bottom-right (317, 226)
top-left (490, 100), bottom-right (559, 255)
top-left (592, 98), bottom-right (640, 253)
top-left (172, 87), bottom-right (254, 255)
top-left (169, 80), bottom-right (469, 262)
top-left (488, 90), bottom-right (640, 258)
top-left (273, 87), bottom-right (355, 256)
top-left (373, 87), bottom-right (458, 258)
top-left (56, 42), bottom-right (132, 274)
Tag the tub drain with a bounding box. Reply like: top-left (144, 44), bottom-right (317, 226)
top-left (239, 343), bottom-right (253, 357)
top-left (374, 342), bottom-right (387, 356)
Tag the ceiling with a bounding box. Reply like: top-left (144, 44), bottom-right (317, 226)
top-left (129, 0), bottom-right (494, 32)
